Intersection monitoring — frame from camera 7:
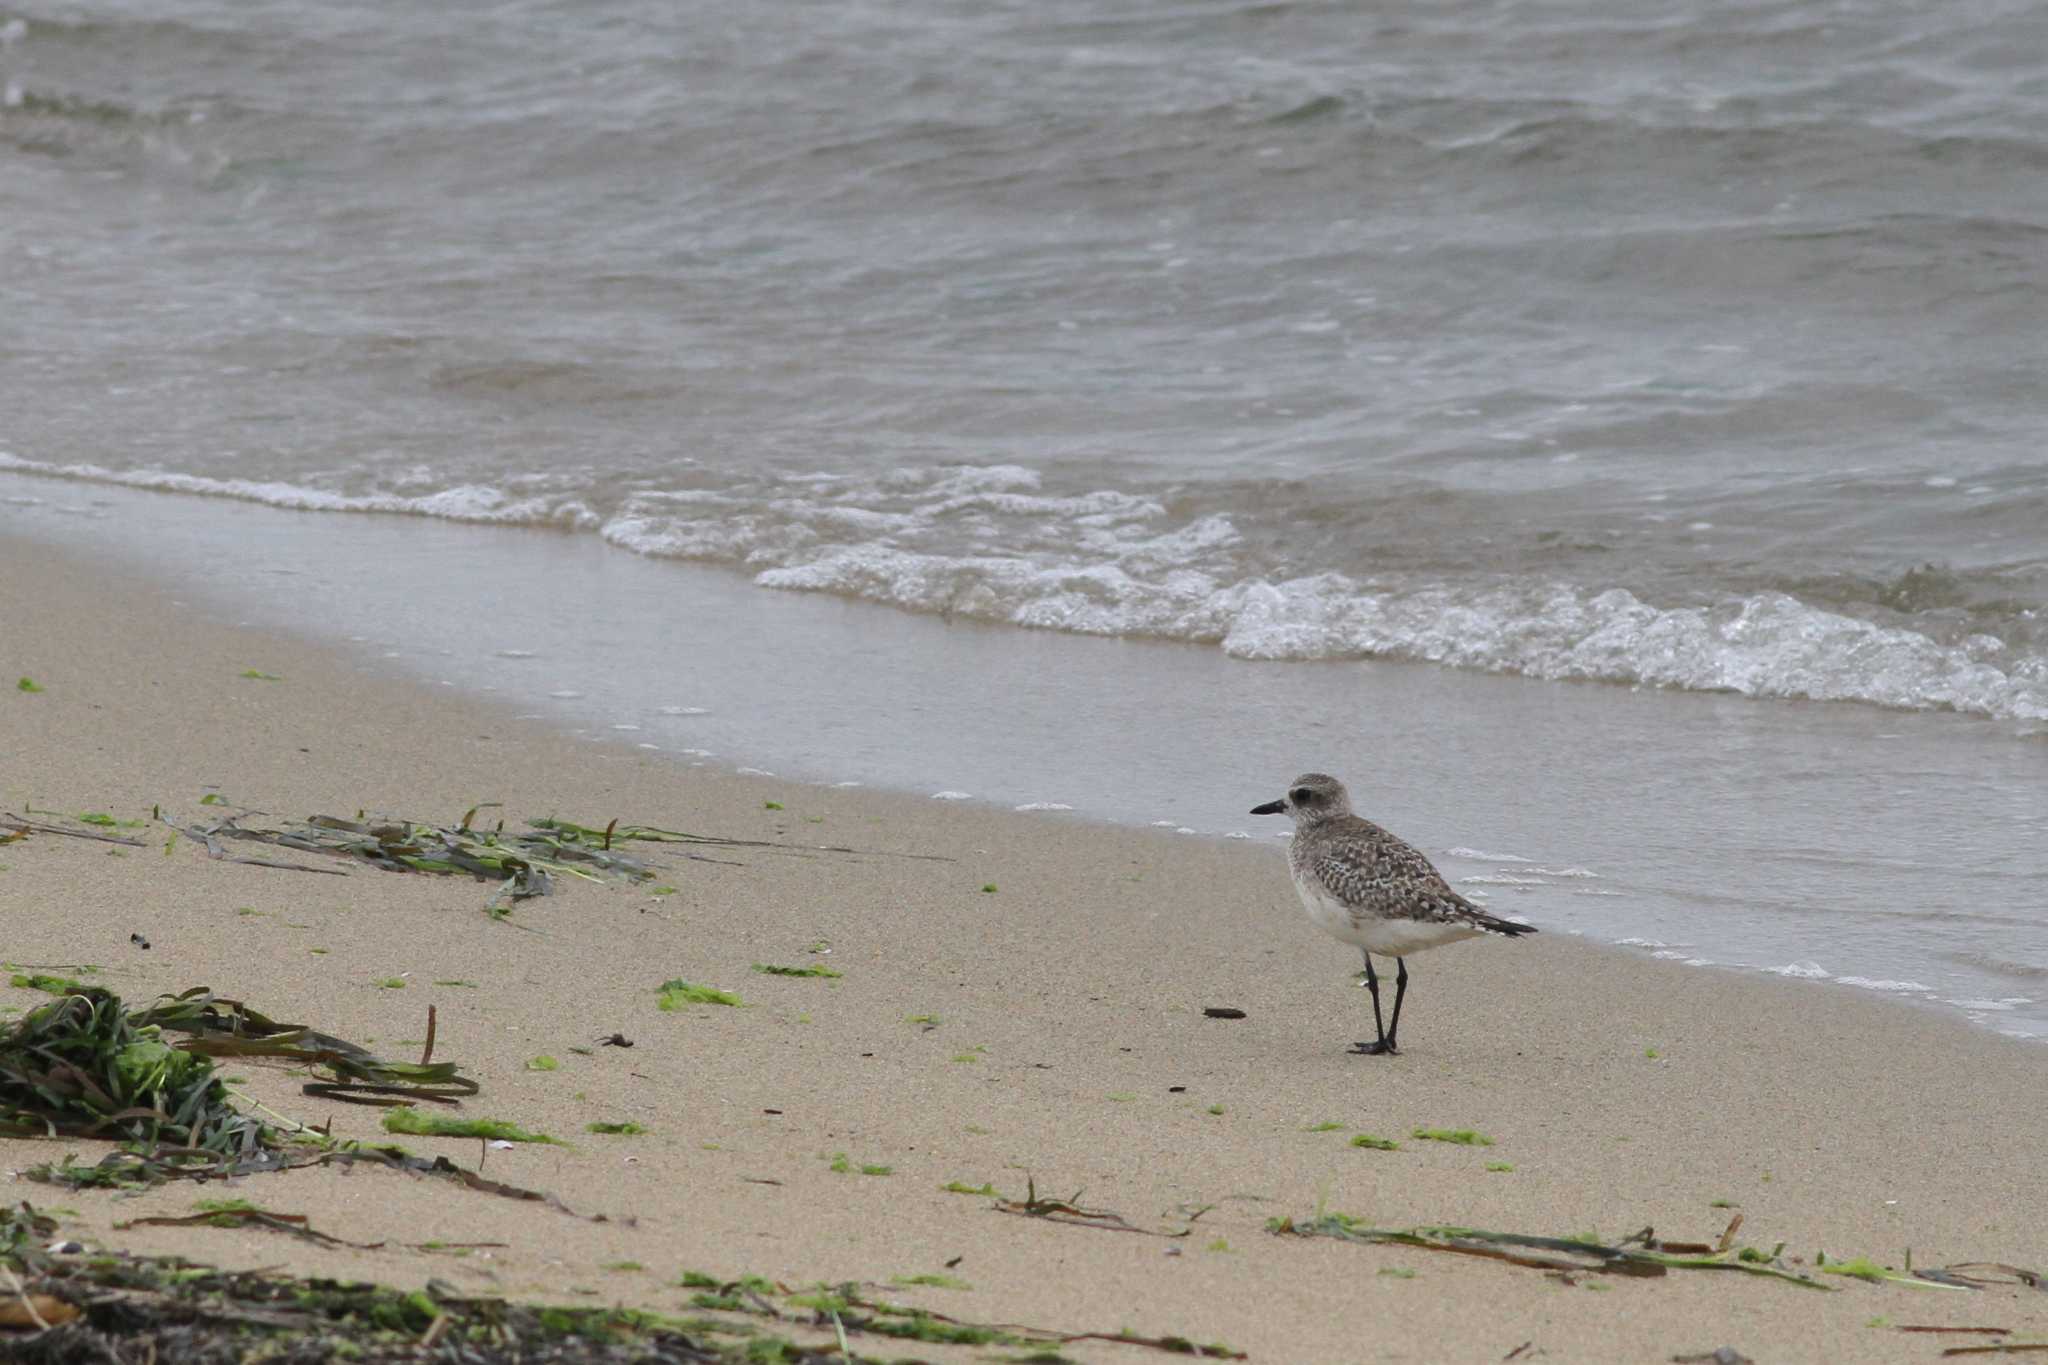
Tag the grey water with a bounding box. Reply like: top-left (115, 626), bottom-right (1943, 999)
top-left (3, 0), bottom-right (2046, 714)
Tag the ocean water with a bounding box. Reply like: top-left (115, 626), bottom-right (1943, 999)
top-left (1, 1), bottom-right (2044, 1032)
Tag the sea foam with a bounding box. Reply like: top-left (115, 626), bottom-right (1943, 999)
top-left (5, 450), bottom-right (2041, 723)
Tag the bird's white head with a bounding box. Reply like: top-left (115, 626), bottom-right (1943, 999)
top-left (1250, 772), bottom-right (1353, 826)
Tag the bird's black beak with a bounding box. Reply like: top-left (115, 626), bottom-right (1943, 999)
top-left (1249, 799), bottom-right (1286, 816)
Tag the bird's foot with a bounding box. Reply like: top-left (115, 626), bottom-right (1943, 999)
top-left (1349, 1039), bottom-right (1399, 1056)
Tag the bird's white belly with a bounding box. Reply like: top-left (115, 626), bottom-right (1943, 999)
top-left (1294, 880), bottom-right (1481, 957)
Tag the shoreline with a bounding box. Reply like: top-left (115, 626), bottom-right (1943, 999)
top-left (3, 452), bottom-right (2043, 731)
top-left (5, 527), bottom-right (2046, 1359)
top-left (3, 477), bottom-right (2044, 1048)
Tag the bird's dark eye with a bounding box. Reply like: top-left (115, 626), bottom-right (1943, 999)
top-left (1290, 787), bottom-right (1311, 803)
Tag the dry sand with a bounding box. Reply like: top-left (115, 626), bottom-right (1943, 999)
top-left (3, 534), bottom-right (2044, 1362)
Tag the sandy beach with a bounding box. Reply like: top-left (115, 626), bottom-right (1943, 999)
top-left (4, 533), bottom-right (2044, 1362)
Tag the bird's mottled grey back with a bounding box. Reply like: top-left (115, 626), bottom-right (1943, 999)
top-left (1292, 807), bottom-right (1527, 935)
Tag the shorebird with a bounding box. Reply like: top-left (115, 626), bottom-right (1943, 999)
top-left (1252, 772), bottom-right (1535, 1055)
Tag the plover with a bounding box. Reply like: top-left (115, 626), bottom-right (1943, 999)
top-left (1252, 772), bottom-right (1535, 1055)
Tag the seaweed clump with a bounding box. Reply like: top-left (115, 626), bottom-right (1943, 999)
top-left (0, 1204), bottom-right (861, 1363)
top-left (0, 987), bottom-right (266, 1167)
top-left (2, 983), bottom-right (479, 1186)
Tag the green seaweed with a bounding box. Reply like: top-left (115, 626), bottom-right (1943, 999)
top-left (1304, 1121), bottom-right (1347, 1132)
top-left (16, 677), bottom-right (44, 693)
top-left (1821, 1256), bottom-right (1890, 1283)
top-left (158, 807), bottom-right (688, 913)
top-left (381, 1110), bottom-right (560, 1145)
top-left (1350, 1134), bottom-right (1400, 1150)
top-left (1412, 1127), bottom-right (1493, 1146)
top-left (0, 987), bottom-right (268, 1162)
top-left (11, 973), bottom-right (94, 996)
top-left (78, 813), bottom-right (120, 827)
top-left (23, 1158), bottom-right (151, 1190)
top-left (586, 1121), bottom-right (646, 1136)
top-left (855, 1314), bottom-right (1001, 1346)
top-left (942, 1181), bottom-right (998, 1196)
top-left (189, 1197), bottom-right (264, 1225)
top-left (892, 1272), bottom-right (972, 1290)
top-left (655, 978), bottom-right (742, 1009)
top-left (1816, 1252), bottom-right (1960, 1289)
top-left (751, 963), bottom-right (842, 978)
top-left (825, 1152), bottom-right (891, 1176)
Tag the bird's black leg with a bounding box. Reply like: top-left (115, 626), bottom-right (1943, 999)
top-left (1383, 957), bottom-right (1409, 1053)
top-left (1351, 951), bottom-right (1396, 1056)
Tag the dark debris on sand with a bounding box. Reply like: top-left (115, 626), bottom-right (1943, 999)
top-left (0, 1204), bottom-right (864, 1365)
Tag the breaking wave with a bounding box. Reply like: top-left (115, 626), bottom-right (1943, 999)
top-left (3, 451), bottom-right (2041, 724)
